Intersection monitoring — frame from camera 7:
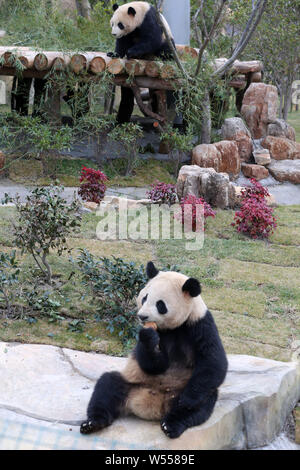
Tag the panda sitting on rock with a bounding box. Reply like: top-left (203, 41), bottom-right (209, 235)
top-left (108, 1), bottom-right (175, 124)
top-left (80, 262), bottom-right (228, 439)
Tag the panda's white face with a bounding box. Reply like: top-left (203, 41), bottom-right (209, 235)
top-left (136, 267), bottom-right (207, 330)
top-left (110, 2), bottom-right (151, 39)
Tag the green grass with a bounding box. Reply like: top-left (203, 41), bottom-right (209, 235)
top-left (0, 203), bottom-right (299, 362)
top-left (288, 111), bottom-right (300, 142)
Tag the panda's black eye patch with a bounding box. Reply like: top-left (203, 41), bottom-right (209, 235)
top-left (142, 294), bottom-right (148, 305)
top-left (156, 300), bottom-right (167, 315)
top-left (118, 22), bottom-right (124, 30)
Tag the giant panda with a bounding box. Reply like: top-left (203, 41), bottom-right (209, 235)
top-left (108, 1), bottom-right (175, 124)
top-left (80, 262), bottom-right (228, 439)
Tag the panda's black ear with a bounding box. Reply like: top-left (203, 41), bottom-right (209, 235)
top-left (146, 261), bottom-right (159, 279)
top-left (112, 3), bottom-right (119, 11)
top-left (128, 6), bottom-right (136, 16)
top-left (182, 278), bottom-right (201, 297)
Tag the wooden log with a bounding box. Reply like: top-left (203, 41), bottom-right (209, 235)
top-left (125, 59), bottom-right (146, 76)
top-left (89, 56), bottom-right (107, 74)
top-left (107, 58), bottom-right (125, 75)
top-left (232, 60), bottom-right (263, 74)
top-left (34, 52), bottom-right (68, 71)
top-left (160, 63), bottom-right (178, 79)
top-left (229, 75), bottom-right (247, 89)
top-left (70, 54), bottom-right (87, 73)
top-left (18, 52), bottom-right (36, 69)
top-left (113, 75), bottom-right (179, 90)
top-left (251, 71), bottom-right (262, 83)
top-left (176, 45), bottom-right (199, 58)
top-left (145, 61), bottom-right (162, 78)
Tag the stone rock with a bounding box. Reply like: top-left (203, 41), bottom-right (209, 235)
top-left (241, 163), bottom-right (269, 180)
top-left (192, 143), bottom-right (221, 170)
top-left (0, 151), bottom-right (5, 175)
top-left (177, 165), bottom-right (237, 209)
top-left (0, 342), bottom-right (299, 450)
top-left (267, 119), bottom-right (296, 142)
top-left (214, 141), bottom-right (241, 179)
top-left (221, 117), bottom-right (253, 162)
top-left (295, 407), bottom-right (300, 445)
top-left (100, 196), bottom-right (152, 209)
top-left (267, 159), bottom-right (300, 184)
top-left (192, 141), bottom-right (240, 179)
top-left (241, 83), bottom-right (278, 139)
top-left (83, 201), bottom-right (99, 211)
top-left (261, 136), bottom-right (300, 160)
top-left (253, 149), bottom-right (271, 166)
top-left (8, 159), bottom-right (44, 183)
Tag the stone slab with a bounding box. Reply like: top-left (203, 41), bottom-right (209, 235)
top-left (0, 342), bottom-right (299, 450)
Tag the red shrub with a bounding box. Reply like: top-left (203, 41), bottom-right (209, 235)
top-left (147, 181), bottom-right (177, 206)
top-left (180, 195), bottom-right (216, 232)
top-left (78, 167), bottom-right (108, 204)
top-left (232, 178), bottom-right (277, 239)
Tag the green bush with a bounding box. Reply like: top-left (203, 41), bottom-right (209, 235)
top-left (0, 251), bottom-right (21, 317)
top-left (75, 250), bottom-right (147, 346)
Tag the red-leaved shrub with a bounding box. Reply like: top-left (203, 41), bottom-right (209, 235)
top-left (180, 195), bottom-right (216, 232)
top-left (232, 178), bottom-right (277, 239)
top-left (78, 167), bottom-right (108, 204)
top-left (147, 181), bottom-right (177, 206)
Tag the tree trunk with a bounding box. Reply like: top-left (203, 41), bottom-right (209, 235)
top-left (201, 90), bottom-right (211, 144)
top-left (283, 81), bottom-right (293, 121)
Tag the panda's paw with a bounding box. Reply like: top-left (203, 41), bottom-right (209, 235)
top-left (139, 327), bottom-right (159, 349)
top-left (160, 418), bottom-right (186, 439)
top-left (107, 52), bottom-right (120, 58)
top-left (80, 419), bottom-right (104, 435)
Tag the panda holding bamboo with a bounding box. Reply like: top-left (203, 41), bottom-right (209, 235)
top-left (107, 1), bottom-right (175, 124)
top-left (80, 262), bottom-right (228, 439)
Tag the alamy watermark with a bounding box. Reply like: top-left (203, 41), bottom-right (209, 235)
top-left (95, 197), bottom-right (205, 251)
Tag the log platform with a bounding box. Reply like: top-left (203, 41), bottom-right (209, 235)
top-left (0, 46), bottom-right (263, 124)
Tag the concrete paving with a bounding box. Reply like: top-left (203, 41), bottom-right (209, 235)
top-left (0, 179), bottom-right (149, 205)
top-left (0, 342), bottom-right (299, 450)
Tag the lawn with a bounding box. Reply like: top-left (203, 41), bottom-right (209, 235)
top-left (288, 111), bottom-right (300, 142)
top-left (0, 203), bottom-right (299, 362)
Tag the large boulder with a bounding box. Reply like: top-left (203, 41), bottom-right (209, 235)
top-left (267, 119), bottom-right (296, 142)
top-left (253, 148), bottom-right (271, 166)
top-left (192, 141), bottom-right (240, 180)
top-left (0, 342), bottom-right (299, 450)
top-left (268, 159), bottom-right (300, 184)
top-left (261, 136), bottom-right (300, 160)
top-left (177, 165), bottom-right (237, 209)
top-left (241, 163), bottom-right (269, 180)
top-left (241, 83), bottom-right (278, 139)
top-left (221, 117), bottom-right (253, 162)
top-left (214, 141), bottom-right (241, 178)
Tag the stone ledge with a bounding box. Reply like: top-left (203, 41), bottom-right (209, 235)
top-left (0, 342), bottom-right (299, 450)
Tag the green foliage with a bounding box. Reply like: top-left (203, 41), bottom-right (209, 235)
top-left (25, 289), bottom-right (65, 323)
top-left (0, 251), bottom-right (21, 316)
top-left (0, 0), bottom-right (114, 51)
top-left (2, 185), bottom-right (82, 284)
top-left (75, 250), bottom-right (147, 345)
top-left (108, 123), bottom-right (144, 176)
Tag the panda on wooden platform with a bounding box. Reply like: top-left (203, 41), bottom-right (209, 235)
top-left (80, 262), bottom-right (228, 439)
top-left (108, 1), bottom-right (175, 124)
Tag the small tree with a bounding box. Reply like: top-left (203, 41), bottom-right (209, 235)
top-left (3, 185), bottom-right (81, 284)
top-left (159, 126), bottom-right (193, 176)
top-left (108, 123), bottom-right (143, 176)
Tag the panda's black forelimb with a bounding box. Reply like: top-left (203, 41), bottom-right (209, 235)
top-left (161, 390), bottom-right (219, 439)
top-left (135, 328), bottom-right (170, 375)
top-left (80, 371), bottom-right (130, 435)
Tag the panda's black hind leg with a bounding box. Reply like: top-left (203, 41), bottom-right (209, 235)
top-left (161, 390), bottom-right (218, 439)
top-left (116, 87), bottom-right (135, 124)
top-left (80, 371), bottom-right (130, 435)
